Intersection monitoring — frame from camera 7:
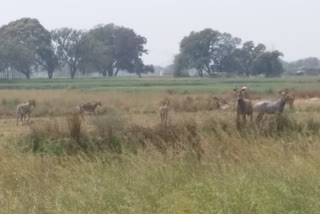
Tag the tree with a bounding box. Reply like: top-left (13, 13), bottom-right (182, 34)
top-left (176, 28), bottom-right (241, 77)
top-left (81, 24), bottom-right (151, 77)
top-left (283, 57), bottom-right (320, 74)
top-left (113, 26), bottom-right (149, 76)
top-left (252, 51), bottom-right (284, 77)
top-left (37, 47), bottom-right (59, 79)
top-left (130, 58), bottom-right (154, 78)
top-left (173, 54), bottom-right (190, 77)
top-left (81, 24), bottom-right (115, 77)
top-left (223, 41), bottom-right (266, 76)
top-left (51, 28), bottom-right (84, 79)
top-left (0, 18), bottom-right (53, 79)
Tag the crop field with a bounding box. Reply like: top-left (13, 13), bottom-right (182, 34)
top-left (0, 76), bottom-right (320, 93)
top-left (1, 77), bottom-right (320, 213)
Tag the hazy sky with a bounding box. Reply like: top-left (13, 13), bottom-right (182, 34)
top-left (1, 0), bottom-right (320, 66)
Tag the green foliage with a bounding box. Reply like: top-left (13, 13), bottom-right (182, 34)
top-left (175, 28), bottom-right (241, 77)
top-left (225, 41), bottom-right (266, 76)
top-left (51, 28), bottom-right (84, 78)
top-left (173, 54), bottom-right (190, 77)
top-left (283, 57), bottom-right (320, 74)
top-left (174, 28), bottom-right (286, 78)
top-left (252, 51), bottom-right (284, 77)
top-left (81, 24), bottom-right (152, 77)
top-left (0, 18), bottom-right (53, 79)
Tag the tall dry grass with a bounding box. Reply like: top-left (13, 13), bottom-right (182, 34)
top-left (1, 89), bottom-right (320, 213)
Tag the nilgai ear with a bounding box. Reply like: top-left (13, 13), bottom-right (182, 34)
top-left (233, 88), bottom-right (238, 92)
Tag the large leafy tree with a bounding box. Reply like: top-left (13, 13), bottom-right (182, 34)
top-left (173, 54), bottom-right (189, 77)
top-left (0, 18), bottom-right (53, 79)
top-left (252, 51), bottom-right (284, 77)
top-left (175, 29), bottom-right (241, 77)
top-left (113, 26), bottom-right (150, 76)
top-left (37, 47), bottom-right (59, 79)
top-left (51, 28), bottom-right (84, 79)
top-left (224, 41), bottom-right (266, 76)
top-left (82, 24), bottom-right (152, 77)
top-left (81, 24), bottom-right (115, 77)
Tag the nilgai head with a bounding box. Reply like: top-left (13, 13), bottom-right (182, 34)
top-left (29, 99), bottom-right (36, 107)
top-left (278, 88), bottom-right (290, 95)
top-left (241, 85), bottom-right (248, 91)
top-left (279, 90), bottom-right (290, 103)
top-left (234, 88), bottom-right (246, 100)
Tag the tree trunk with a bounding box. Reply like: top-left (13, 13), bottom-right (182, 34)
top-left (48, 70), bottom-right (53, 79)
top-left (70, 65), bottom-right (77, 79)
top-left (71, 68), bottom-right (76, 79)
top-left (102, 70), bottom-right (107, 77)
top-left (24, 70), bottom-right (30, 79)
top-left (197, 69), bottom-right (203, 77)
top-left (108, 68), bottom-right (114, 77)
top-left (114, 68), bottom-right (120, 77)
top-left (137, 72), bottom-right (142, 78)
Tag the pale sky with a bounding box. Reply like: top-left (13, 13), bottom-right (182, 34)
top-left (1, 0), bottom-right (320, 66)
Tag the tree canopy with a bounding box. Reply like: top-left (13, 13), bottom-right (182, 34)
top-left (0, 18), bottom-right (152, 79)
top-left (0, 19), bottom-right (293, 79)
top-left (174, 28), bottom-right (284, 77)
top-left (81, 24), bottom-right (153, 77)
top-left (0, 18), bottom-right (53, 78)
top-left (252, 51), bottom-right (284, 77)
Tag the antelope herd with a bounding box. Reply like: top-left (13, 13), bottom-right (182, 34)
top-left (15, 86), bottom-right (295, 127)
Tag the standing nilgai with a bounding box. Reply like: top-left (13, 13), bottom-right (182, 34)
top-left (77, 101), bottom-right (102, 119)
top-left (159, 100), bottom-right (169, 125)
top-left (234, 88), bottom-right (253, 123)
top-left (278, 88), bottom-right (295, 110)
top-left (255, 91), bottom-right (289, 123)
top-left (16, 99), bottom-right (36, 125)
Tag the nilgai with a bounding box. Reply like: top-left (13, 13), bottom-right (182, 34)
top-left (234, 88), bottom-right (253, 123)
top-left (255, 91), bottom-right (289, 123)
top-left (278, 88), bottom-right (295, 110)
top-left (16, 99), bottom-right (36, 125)
top-left (77, 101), bottom-right (102, 119)
top-left (159, 100), bottom-right (169, 125)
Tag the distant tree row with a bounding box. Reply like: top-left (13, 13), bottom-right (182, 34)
top-left (0, 18), bottom-right (154, 79)
top-left (282, 57), bottom-right (320, 74)
top-left (173, 28), bottom-right (284, 77)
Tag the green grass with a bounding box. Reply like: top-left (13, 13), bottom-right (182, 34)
top-left (0, 76), bottom-right (319, 93)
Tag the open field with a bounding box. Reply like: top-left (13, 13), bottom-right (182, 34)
top-left (1, 77), bottom-right (320, 213)
top-left (0, 76), bottom-right (320, 93)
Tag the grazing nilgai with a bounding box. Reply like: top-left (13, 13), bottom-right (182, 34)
top-left (16, 99), bottom-right (36, 125)
top-left (77, 101), bottom-right (102, 119)
top-left (278, 88), bottom-right (295, 110)
top-left (255, 91), bottom-right (289, 123)
top-left (234, 88), bottom-right (253, 123)
top-left (159, 100), bottom-right (169, 125)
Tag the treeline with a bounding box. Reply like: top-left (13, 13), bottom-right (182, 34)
top-left (0, 18), bottom-right (154, 79)
top-left (173, 29), bottom-right (284, 77)
top-left (0, 18), bottom-right (317, 79)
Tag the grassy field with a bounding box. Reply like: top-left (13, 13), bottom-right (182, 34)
top-left (0, 76), bottom-right (320, 93)
top-left (1, 77), bottom-right (320, 213)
